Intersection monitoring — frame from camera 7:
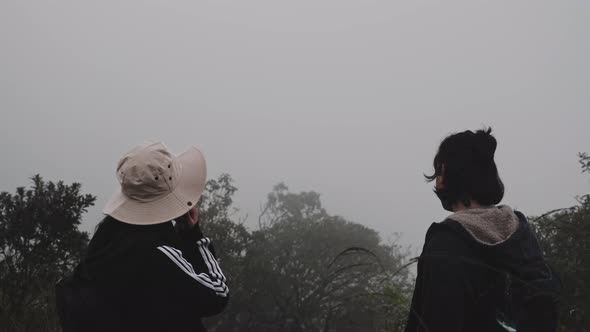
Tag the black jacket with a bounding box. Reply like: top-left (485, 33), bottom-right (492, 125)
top-left (56, 219), bottom-right (229, 332)
top-left (405, 210), bottom-right (560, 332)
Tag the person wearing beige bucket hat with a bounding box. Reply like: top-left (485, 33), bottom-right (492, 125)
top-left (56, 142), bottom-right (229, 332)
top-left (103, 141), bottom-right (208, 225)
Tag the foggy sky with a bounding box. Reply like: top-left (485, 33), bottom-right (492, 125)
top-left (1, 0), bottom-right (589, 248)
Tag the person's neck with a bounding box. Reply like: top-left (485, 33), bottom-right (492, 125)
top-left (452, 200), bottom-right (481, 212)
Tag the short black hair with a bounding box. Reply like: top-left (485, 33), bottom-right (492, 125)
top-left (425, 127), bottom-right (504, 210)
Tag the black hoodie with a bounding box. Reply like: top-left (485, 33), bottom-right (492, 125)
top-left (56, 218), bottom-right (229, 332)
top-left (405, 206), bottom-right (560, 332)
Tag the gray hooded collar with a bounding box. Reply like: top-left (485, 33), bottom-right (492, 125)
top-left (448, 205), bottom-right (519, 245)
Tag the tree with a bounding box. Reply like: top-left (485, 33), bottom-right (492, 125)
top-left (0, 175), bottom-right (95, 332)
top-left (531, 153), bottom-right (590, 332)
top-left (579, 152), bottom-right (590, 174)
top-left (225, 184), bottom-right (411, 332)
top-left (197, 174), bottom-right (252, 332)
top-left (199, 181), bottom-right (411, 332)
top-left (199, 173), bottom-right (250, 267)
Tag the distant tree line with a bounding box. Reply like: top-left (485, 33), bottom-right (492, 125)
top-left (199, 177), bottom-right (411, 332)
top-left (0, 153), bottom-right (588, 331)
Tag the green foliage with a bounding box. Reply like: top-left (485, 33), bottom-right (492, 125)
top-left (0, 175), bottom-right (95, 332)
top-left (197, 174), bottom-right (252, 331)
top-left (531, 153), bottom-right (590, 332)
top-left (199, 173), bottom-right (250, 264)
top-left (204, 181), bottom-right (411, 332)
top-left (579, 152), bottom-right (590, 174)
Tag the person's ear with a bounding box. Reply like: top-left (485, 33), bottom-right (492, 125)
top-left (188, 207), bottom-right (199, 225)
top-left (436, 164), bottom-right (445, 189)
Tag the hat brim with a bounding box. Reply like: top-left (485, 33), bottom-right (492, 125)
top-left (103, 147), bottom-right (207, 225)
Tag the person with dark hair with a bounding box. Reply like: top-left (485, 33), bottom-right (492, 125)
top-left (56, 142), bottom-right (228, 332)
top-left (405, 128), bottom-right (560, 332)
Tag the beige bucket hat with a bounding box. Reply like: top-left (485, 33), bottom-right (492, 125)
top-left (103, 141), bottom-right (207, 225)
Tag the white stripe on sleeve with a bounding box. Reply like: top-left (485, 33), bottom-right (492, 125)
top-left (157, 246), bottom-right (229, 297)
top-left (198, 239), bottom-right (227, 282)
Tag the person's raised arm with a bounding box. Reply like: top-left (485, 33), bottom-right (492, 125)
top-left (150, 208), bottom-right (229, 318)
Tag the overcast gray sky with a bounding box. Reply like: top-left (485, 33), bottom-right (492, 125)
top-left (1, 0), bottom-right (589, 248)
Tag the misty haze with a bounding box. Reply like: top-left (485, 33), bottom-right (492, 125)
top-left (1, 1), bottom-right (589, 331)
